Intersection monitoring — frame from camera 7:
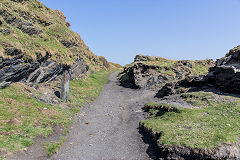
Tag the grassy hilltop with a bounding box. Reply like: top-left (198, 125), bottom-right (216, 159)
top-left (0, 0), bottom-right (113, 70)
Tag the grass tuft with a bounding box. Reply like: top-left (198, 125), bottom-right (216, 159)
top-left (42, 136), bottom-right (65, 157)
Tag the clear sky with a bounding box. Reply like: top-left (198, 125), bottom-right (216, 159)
top-left (40, 0), bottom-right (240, 66)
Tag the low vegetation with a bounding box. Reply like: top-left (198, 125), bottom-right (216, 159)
top-left (0, 70), bottom-right (112, 156)
top-left (141, 92), bottom-right (240, 149)
top-left (42, 136), bottom-right (65, 156)
top-left (68, 70), bottom-right (111, 107)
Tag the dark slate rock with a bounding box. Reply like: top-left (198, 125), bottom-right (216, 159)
top-left (18, 24), bottom-right (42, 35)
top-left (0, 62), bottom-right (40, 83)
top-left (0, 55), bottom-right (23, 69)
top-left (60, 40), bottom-right (78, 48)
top-left (0, 29), bottom-right (11, 34)
top-left (5, 48), bottom-right (22, 56)
top-left (71, 57), bottom-right (89, 79)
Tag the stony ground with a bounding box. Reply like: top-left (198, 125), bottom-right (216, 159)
top-left (52, 72), bottom-right (162, 160)
top-left (47, 73), bottom-right (163, 160)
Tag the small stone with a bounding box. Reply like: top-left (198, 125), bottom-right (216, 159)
top-left (226, 124), bottom-right (230, 126)
top-left (135, 110), bottom-right (143, 113)
top-left (0, 29), bottom-right (11, 34)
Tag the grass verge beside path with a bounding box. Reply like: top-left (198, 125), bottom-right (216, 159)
top-left (0, 70), bottom-right (112, 158)
top-left (141, 92), bottom-right (240, 149)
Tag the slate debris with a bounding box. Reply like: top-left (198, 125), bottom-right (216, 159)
top-left (0, 29), bottom-right (11, 34)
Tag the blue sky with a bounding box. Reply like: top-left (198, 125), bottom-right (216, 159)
top-left (40, 0), bottom-right (240, 65)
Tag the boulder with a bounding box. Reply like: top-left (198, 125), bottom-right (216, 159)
top-left (205, 46), bottom-right (240, 93)
top-left (156, 82), bottom-right (176, 98)
top-left (134, 54), bottom-right (151, 62)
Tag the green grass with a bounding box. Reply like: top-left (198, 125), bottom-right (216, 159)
top-left (141, 92), bottom-right (240, 149)
top-left (191, 62), bottom-right (212, 76)
top-left (0, 83), bottom-right (73, 152)
top-left (181, 92), bottom-right (215, 106)
top-left (0, 155), bottom-right (7, 160)
top-left (0, 70), bottom-right (112, 155)
top-left (68, 70), bottom-right (110, 107)
top-left (42, 136), bottom-right (65, 156)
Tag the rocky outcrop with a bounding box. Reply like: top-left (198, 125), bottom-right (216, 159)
top-left (119, 55), bottom-right (214, 89)
top-left (156, 75), bottom-right (208, 98)
top-left (139, 123), bottom-right (240, 160)
top-left (0, 50), bottom-right (89, 103)
top-left (156, 46), bottom-right (240, 97)
top-left (60, 40), bottom-right (78, 48)
top-left (0, 9), bottom-right (42, 35)
top-left (134, 54), bottom-right (153, 62)
top-left (119, 63), bottom-right (167, 89)
top-left (206, 46), bottom-right (240, 93)
top-left (0, 0), bottom-right (114, 105)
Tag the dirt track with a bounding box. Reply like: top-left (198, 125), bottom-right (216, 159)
top-left (53, 72), bottom-right (160, 160)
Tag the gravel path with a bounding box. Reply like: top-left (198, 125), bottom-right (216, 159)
top-left (53, 72), bottom-right (160, 160)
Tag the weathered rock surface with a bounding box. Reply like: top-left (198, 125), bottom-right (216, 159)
top-left (119, 55), bottom-right (214, 90)
top-left (0, 51), bottom-right (89, 103)
top-left (155, 46), bottom-right (240, 98)
top-left (0, 29), bottom-right (11, 34)
top-left (60, 40), bottom-right (78, 48)
top-left (156, 75), bottom-right (207, 98)
top-left (205, 46), bottom-right (240, 93)
top-left (0, 9), bottom-right (42, 35)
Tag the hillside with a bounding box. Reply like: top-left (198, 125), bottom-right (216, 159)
top-left (0, 0), bottom-right (121, 158)
top-left (0, 0), bottom-right (109, 68)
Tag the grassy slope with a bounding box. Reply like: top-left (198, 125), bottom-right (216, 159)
top-left (0, 70), bottom-right (112, 157)
top-left (141, 92), bottom-right (240, 149)
top-left (0, 0), bottom-right (107, 69)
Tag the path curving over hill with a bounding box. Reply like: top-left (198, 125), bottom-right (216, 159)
top-left (53, 72), bottom-right (160, 160)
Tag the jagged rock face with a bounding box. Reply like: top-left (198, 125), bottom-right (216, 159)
top-left (120, 63), bottom-right (173, 89)
top-left (206, 46), bottom-right (240, 93)
top-left (134, 55), bottom-right (152, 62)
top-left (120, 55), bottom-right (214, 89)
top-left (0, 51), bottom-right (89, 103)
top-left (156, 76), bottom-right (207, 98)
top-left (156, 46), bottom-right (240, 98)
top-left (0, 10), bottom-right (42, 36)
top-left (0, 0), bottom-right (113, 105)
top-left (71, 57), bottom-right (89, 79)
